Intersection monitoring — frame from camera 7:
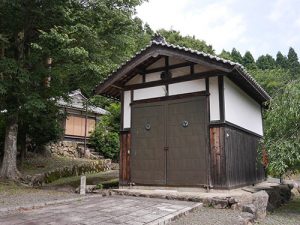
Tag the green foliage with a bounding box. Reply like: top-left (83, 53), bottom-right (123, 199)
top-left (158, 29), bottom-right (215, 54)
top-left (89, 103), bottom-right (121, 161)
top-left (96, 183), bottom-right (103, 190)
top-left (230, 48), bottom-right (243, 64)
top-left (89, 95), bottom-right (115, 111)
top-left (219, 50), bottom-right (233, 61)
top-left (0, 0), bottom-right (147, 161)
top-left (256, 54), bottom-right (276, 70)
top-left (243, 51), bottom-right (257, 69)
top-left (287, 47), bottom-right (300, 79)
top-left (276, 51), bottom-right (288, 69)
top-left (262, 80), bottom-right (300, 177)
top-left (249, 69), bottom-right (290, 96)
top-left (26, 105), bottom-right (64, 148)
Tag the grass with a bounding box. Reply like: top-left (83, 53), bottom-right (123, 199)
top-left (45, 170), bottom-right (118, 189)
top-left (274, 195), bottom-right (300, 213)
top-left (19, 153), bottom-right (101, 176)
top-left (0, 180), bottom-right (38, 195)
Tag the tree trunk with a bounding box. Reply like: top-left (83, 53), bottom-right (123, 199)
top-left (0, 116), bottom-right (20, 180)
top-left (19, 129), bottom-right (27, 168)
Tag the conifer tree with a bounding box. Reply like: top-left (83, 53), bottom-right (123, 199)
top-left (256, 54), bottom-right (276, 70)
top-left (230, 48), bottom-right (243, 64)
top-left (219, 50), bottom-right (233, 61)
top-left (276, 51), bottom-right (288, 69)
top-left (287, 47), bottom-right (300, 78)
top-left (243, 51), bottom-right (256, 69)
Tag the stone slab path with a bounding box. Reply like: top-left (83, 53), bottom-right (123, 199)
top-left (0, 196), bottom-right (201, 225)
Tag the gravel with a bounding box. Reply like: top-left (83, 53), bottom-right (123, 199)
top-left (171, 196), bottom-right (300, 225)
top-left (170, 207), bottom-right (242, 225)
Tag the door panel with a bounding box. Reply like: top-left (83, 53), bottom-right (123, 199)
top-left (131, 103), bottom-right (166, 185)
top-left (130, 96), bottom-right (208, 186)
top-left (167, 97), bottom-right (208, 186)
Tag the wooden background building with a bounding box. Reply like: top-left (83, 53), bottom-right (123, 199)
top-left (58, 90), bottom-right (108, 142)
top-left (95, 35), bottom-right (270, 189)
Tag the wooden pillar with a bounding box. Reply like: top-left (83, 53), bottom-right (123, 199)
top-left (119, 130), bottom-right (131, 185)
top-left (210, 126), bottom-right (227, 188)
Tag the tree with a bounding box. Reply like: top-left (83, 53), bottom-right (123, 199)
top-left (249, 69), bottom-right (289, 96)
top-left (262, 80), bottom-right (300, 177)
top-left (250, 69), bottom-right (290, 96)
top-left (157, 29), bottom-right (215, 54)
top-left (276, 51), bottom-right (288, 69)
top-left (219, 49), bottom-right (233, 61)
top-left (256, 54), bottom-right (276, 70)
top-left (230, 48), bottom-right (243, 64)
top-left (0, 0), bottom-right (146, 180)
top-left (243, 51), bottom-right (256, 69)
top-left (0, 0), bottom-right (73, 179)
top-left (0, 114), bottom-right (5, 157)
top-left (287, 47), bottom-right (300, 79)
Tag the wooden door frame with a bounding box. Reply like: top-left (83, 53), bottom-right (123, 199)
top-left (130, 95), bottom-right (210, 187)
top-left (130, 91), bottom-right (208, 105)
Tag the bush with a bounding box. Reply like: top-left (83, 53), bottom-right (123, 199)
top-left (89, 103), bottom-right (120, 161)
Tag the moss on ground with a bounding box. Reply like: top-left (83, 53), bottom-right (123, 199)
top-left (0, 180), bottom-right (41, 196)
top-left (45, 170), bottom-right (118, 188)
top-left (275, 196), bottom-right (300, 213)
top-left (19, 154), bottom-right (101, 176)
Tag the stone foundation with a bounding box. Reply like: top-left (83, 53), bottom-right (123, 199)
top-left (113, 182), bottom-right (293, 224)
top-left (46, 141), bottom-right (102, 159)
top-left (27, 159), bottom-right (112, 186)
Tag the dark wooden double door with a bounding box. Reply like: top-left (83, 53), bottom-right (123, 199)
top-left (131, 96), bottom-right (208, 186)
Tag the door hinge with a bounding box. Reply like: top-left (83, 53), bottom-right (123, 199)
top-left (164, 146), bottom-right (169, 151)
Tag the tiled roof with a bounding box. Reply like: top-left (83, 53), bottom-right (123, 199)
top-left (58, 90), bottom-right (108, 115)
top-left (96, 36), bottom-right (271, 101)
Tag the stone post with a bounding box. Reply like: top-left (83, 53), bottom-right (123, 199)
top-left (80, 176), bottom-right (86, 195)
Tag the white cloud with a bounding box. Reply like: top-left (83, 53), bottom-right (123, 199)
top-left (268, 0), bottom-right (299, 23)
top-left (136, 0), bottom-right (300, 58)
top-left (295, 18), bottom-right (300, 28)
top-left (136, 0), bottom-right (247, 54)
top-left (268, 0), bottom-right (287, 22)
top-left (136, 0), bottom-right (190, 30)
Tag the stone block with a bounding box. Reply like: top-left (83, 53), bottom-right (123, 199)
top-left (238, 212), bottom-right (255, 225)
top-left (242, 204), bottom-right (257, 215)
top-left (252, 190), bottom-right (268, 219)
top-left (211, 197), bottom-right (229, 209)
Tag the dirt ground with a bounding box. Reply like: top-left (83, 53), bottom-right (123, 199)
top-left (0, 180), bottom-right (78, 215)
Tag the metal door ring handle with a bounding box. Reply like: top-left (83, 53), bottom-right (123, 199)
top-left (145, 123), bottom-right (151, 130)
top-left (182, 120), bottom-right (189, 127)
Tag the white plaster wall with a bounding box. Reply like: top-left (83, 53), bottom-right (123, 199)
top-left (123, 91), bottom-right (131, 129)
top-left (224, 77), bottom-right (263, 135)
top-left (168, 79), bottom-right (206, 96)
top-left (133, 86), bottom-right (166, 101)
top-left (209, 77), bottom-right (220, 121)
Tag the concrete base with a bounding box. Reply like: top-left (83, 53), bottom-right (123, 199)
top-left (114, 180), bottom-right (293, 222)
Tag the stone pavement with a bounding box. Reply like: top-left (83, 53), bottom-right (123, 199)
top-left (0, 195), bottom-right (202, 225)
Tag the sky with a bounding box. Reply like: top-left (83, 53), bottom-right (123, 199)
top-left (136, 0), bottom-right (300, 59)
